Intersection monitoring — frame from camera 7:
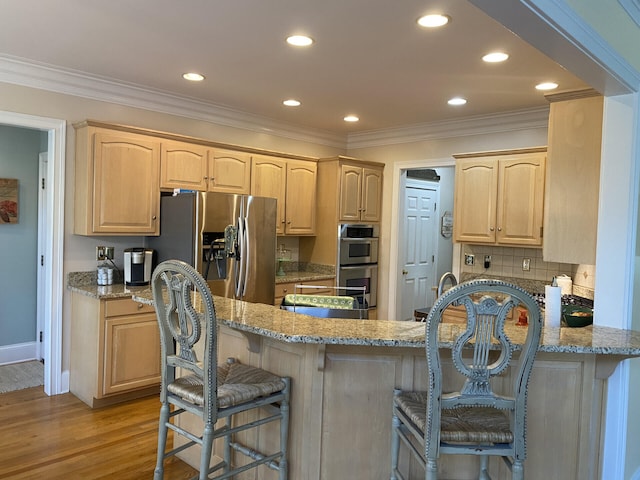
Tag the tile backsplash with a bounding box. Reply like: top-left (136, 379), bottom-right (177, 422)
top-left (459, 245), bottom-right (574, 283)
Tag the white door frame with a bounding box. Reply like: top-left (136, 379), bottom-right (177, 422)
top-left (389, 158), bottom-right (454, 320)
top-left (36, 151), bottom-right (48, 361)
top-left (0, 111), bottom-right (66, 395)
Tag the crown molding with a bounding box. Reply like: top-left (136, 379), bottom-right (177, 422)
top-left (619, 0), bottom-right (640, 27)
top-left (0, 54), bottom-right (347, 149)
top-left (346, 107), bottom-right (550, 149)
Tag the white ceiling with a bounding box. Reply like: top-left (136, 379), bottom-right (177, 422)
top-left (0, 0), bottom-right (590, 135)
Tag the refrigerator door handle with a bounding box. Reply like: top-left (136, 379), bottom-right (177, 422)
top-left (242, 214), bottom-right (251, 297)
top-left (235, 216), bottom-right (247, 298)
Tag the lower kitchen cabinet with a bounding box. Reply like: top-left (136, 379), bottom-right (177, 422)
top-left (70, 294), bottom-right (161, 407)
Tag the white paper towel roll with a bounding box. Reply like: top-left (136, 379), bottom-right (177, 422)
top-left (545, 285), bottom-right (562, 328)
top-left (556, 275), bottom-right (573, 296)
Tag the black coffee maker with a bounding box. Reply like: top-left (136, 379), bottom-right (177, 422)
top-left (124, 248), bottom-right (154, 286)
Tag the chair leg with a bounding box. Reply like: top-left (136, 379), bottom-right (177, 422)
top-left (224, 416), bottom-right (232, 473)
top-left (390, 411), bottom-right (400, 480)
top-left (426, 459), bottom-right (438, 480)
top-left (199, 423), bottom-right (215, 480)
top-left (512, 460), bottom-right (524, 480)
top-left (154, 403), bottom-right (170, 480)
top-left (479, 455), bottom-right (491, 480)
top-left (279, 378), bottom-right (291, 480)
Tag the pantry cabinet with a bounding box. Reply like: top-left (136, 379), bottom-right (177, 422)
top-left (543, 90), bottom-right (603, 265)
top-left (339, 163), bottom-right (383, 222)
top-left (251, 155), bottom-right (317, 235)
top-left (70, 294), bottom-right (161, 407)
top-left (160, 144), bottom-right (250, 194)
top-left (74, 123), bottom-right (160, 235)
top-left (453, 148), bottom-right (546, 246)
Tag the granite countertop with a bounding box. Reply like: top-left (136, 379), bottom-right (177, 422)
top-left (130, 288), bottom-right (640, 356)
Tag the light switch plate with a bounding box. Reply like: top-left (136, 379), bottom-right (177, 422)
top-left (522, 258), bottom-right (531, 271)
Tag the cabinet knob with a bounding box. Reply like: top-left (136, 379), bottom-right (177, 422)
top-left (137, 303), bottom-right (143, 309)
top-left (203, 176), bottom-right (208, 180)
top-left (490, 227), bottom-right (494, 231)
top-left (498, 227), bottom-right (502, 231)
top-left (152, 215), bottom-right (157, 220)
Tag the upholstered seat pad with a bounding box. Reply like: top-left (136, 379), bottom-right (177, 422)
top-left (167, 361), bottom-right (286, 408)
top-left (395, 391), bottom-right (514, 444)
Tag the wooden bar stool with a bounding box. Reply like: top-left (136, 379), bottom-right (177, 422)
top-left (152, 260), bottom-right (290, 480)
top-left (390, 279), bottom-right (542, 480)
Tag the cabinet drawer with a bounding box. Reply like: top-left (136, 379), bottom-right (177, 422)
top-left (104, 298), bottom-right (155, 317)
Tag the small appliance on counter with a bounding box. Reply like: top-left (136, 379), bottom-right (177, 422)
top-left (124, 248), bottom-right (154, 286)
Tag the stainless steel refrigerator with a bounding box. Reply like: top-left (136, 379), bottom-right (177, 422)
top-left (147, 192), bottom-right (277, 304)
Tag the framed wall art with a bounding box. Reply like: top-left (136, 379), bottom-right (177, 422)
top-left (0, 178), bottom-right (18, 224)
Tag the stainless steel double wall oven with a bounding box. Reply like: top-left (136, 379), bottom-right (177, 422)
top-left (337, 224), bottom-right (379, 308)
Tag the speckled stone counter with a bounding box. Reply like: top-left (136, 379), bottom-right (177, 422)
top-left (67, 271), bottom-right (151, 299)
top-left (131, 288), bottom-right (640, 356)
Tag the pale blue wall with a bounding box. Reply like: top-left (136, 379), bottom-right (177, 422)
top-left (0, 125), bottom-right (46, 347)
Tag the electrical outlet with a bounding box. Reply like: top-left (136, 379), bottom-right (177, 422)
top-left (484, 255), bottom-right (491, 269)
top-left (96, 246), bottom-right (114, 260)
top-left (522, 258), bottom-right (531, 271)
top-left (464, 254), bottom-right (475, 266)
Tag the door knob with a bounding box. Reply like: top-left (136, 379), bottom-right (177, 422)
top-left (402, 269), bottom-right (408, 275)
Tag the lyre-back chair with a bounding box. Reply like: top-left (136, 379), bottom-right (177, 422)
top-left (391, 279), bottom-right (542, 480)
top-left (152, 260), bottom-right (290, 480)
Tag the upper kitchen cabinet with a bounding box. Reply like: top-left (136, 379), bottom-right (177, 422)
top-left (74, 122), bottom-right (160, 236)
top-left (160, 144), bottom-right (250, 194)
top-left (453, 148), bottom-right (546, 246)
top-left (251, 155), bottom-right (317, 235)
top-left (543, 90), bottom-right (603, 265)
top-left (207, 148), bottom-right (251, 194)
top-left (339, 163), bottom-right (383, 222)
top-left (160, 140), bottom-right (208, 191)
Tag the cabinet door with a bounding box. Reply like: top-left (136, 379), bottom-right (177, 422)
top-left (360, 167), bottom-right (382, 223)
top-left (453, 158), bottom-right (498, 243)
top-left (543, 95), bottom-right (603, 264)
top-left (496, 153), bottom-right (546, 246)
top-left (285, 160), bottom-right (317, 235)
top-left (92, 132), bottom-right (160, 234)
top-left (160, 141), bottom-right (208, 190)
top-left (103, 312), bottom-right (161, 395)
top-left (251, 155), bottom-right (287, 235)
top-left (339, 165), bottom-right (364, 222)
top-left (208, 149), bottom-right (251, 194)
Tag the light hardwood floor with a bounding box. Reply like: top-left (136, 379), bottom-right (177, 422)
top-left (0, 386), bottom-right (197, 479)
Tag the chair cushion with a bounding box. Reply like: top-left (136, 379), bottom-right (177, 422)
top-left (168, 361), bottom-right (286, 408)
top-left (394, 391), bottom-right (514, 444)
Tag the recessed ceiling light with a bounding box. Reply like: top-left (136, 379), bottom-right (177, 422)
top-left (448, 97), bottom-right (467, 106)
top-left (283, 99), bottom-right (301, 107)
top-left (344, 115), bottom-right (359, 122)
top-left (535, 82), bottom-right (559, 91)
top-left (417, 14), bottom-right (450, 28)
top-left (286, 35), bottom-right (314, 47)
top-left (182, 72), bottom-right (205, 82)
top-left (482, 52), bottom-right (509, 63)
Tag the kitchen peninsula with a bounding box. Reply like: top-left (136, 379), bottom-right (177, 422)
top-left (129, 289), bottom-right (640, 480)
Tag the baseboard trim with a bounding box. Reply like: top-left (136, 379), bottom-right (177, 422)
top-left (0, 342), bottom-right (38, 365)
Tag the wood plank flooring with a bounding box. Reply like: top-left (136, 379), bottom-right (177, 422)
top-left (0, 387), bottom-right (197, 479)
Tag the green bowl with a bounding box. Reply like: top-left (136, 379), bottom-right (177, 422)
top-left (561, 305), bottom-right (594, 328)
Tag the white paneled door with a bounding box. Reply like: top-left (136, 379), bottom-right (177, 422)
top-left (400, 184), bottom-right (438, 321)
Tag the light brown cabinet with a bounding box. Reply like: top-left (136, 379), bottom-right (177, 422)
top-left (70, 294), bottom-right (161, 407)
top-left (339, 164), bottom-right (383, 222)
top-left (160, 143), bottom-right (251, 194)
top-left (251, 155), bottom-right (317, 235)
top-left (543, 90), bottom-right (603, 265)
top-left (74, 123), bottom-right (160, 235)
top-left (453, 148), bottom-right (546, 246)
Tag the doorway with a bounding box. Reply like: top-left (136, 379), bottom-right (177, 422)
top-left (398, 178), bottom-right (439, 321)
top-left (0, 111), bottom-right (66, 395)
